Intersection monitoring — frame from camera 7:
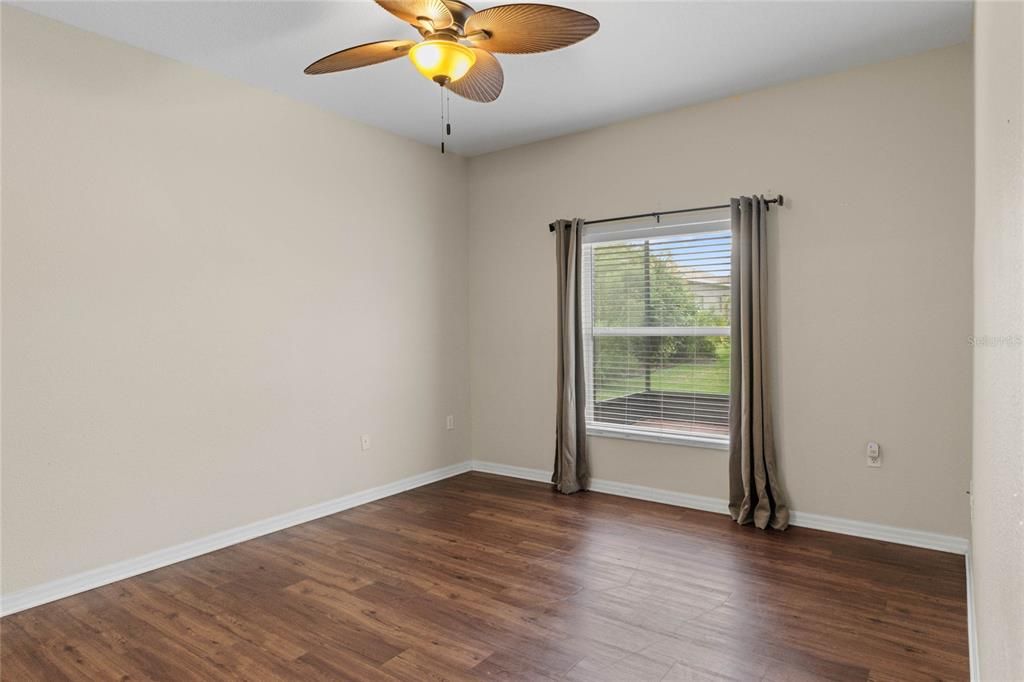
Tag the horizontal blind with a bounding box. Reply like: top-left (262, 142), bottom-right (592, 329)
top-left (582, 213), bottom-right (731, 441)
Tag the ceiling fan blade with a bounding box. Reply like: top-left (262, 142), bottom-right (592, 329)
top-left (304, 40), bottom-right (416, 75)
top-left (465, 3), bottom-right (598, 54)
top-left (446, 48), bottom-right (504, 102)
top-left (375, 0), bottom-right (454, 30)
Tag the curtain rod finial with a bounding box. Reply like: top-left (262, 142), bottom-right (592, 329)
top-left (777, 195), bottom-right (784, 207)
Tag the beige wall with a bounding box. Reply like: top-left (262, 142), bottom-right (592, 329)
top-left (972, 1), bottom-right (1024, 679)
top-left (1, 6), bottom-right (979, 603)
top-left (1, 7), bottom-right (469, 594)
top-left (467, 44), bottom-right (974, 538)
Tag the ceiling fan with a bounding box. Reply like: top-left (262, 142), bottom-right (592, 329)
top-left (303, 1), bottom-right (600, 104)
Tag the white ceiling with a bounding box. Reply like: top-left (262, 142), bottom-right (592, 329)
top-left (16, 1), bottom-right (972, 156)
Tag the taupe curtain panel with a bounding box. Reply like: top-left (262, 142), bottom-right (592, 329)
top-left (552, 218), bottom-right (590, 494)
top-left (729, 197), bottom-right (790, 530)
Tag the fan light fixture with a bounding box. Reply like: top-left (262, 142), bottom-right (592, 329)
top-left (408, 39), bottom-right (476, 84)
top-left (304, 0), bottom-right (600, 153)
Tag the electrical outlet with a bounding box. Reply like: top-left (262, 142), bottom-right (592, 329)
top-left (360, 434), bottom-right (371, 451)
top-left (866, 441), bottom-right (881, 468)
top-left (446, 415), bottom-right (455, 430)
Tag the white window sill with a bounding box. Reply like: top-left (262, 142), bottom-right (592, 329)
top-left (586, 424), bottom-right (729, 451)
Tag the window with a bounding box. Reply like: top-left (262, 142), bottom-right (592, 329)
top-left (581, 209), bottom-right (731, 448)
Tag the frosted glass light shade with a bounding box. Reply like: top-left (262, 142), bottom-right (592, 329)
top-left (408, 40), bottom-right (476, 84)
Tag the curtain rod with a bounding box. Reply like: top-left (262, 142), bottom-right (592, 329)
top-left (548, 195), bottom-right (784, 231)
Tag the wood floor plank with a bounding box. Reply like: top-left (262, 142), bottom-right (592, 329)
top-left (1, 472), bottom-right (969, 680)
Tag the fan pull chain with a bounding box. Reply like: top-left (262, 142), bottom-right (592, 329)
top-left (446, 88), bottom-right (452, 137)
top-left (439, 86), bottom-right (454, 154)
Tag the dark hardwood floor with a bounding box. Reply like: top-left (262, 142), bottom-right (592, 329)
top-left (1, 472), bottom-right (969, 681)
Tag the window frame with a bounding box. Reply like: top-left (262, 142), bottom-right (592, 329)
top-left (581, 210), bottom-right (732, 451)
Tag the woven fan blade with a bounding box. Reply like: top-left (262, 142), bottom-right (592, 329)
top-left (376, 0), bottom-right (454, 29)
top-left (304, 40), bottom-right (415, 75)
top-left (465, 3), bottom-right (598, 54)
top-left (446, 48), bottom-right (504, 102)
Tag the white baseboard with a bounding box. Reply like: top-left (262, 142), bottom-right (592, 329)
top-left (470, 460), bottom-right (552, 483)
top-left (470, 460), bottom-right (969, 555)
top-left (788, 509), bottom-right (969, 554)
top-left (588, 477), bottom-right (730, 515)
top-left (0, 461), bottom-right (472, 617)
top-left (966, 550), bottom-right (979, 682)
top-left (2, 458), bottom-right (970, 618)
